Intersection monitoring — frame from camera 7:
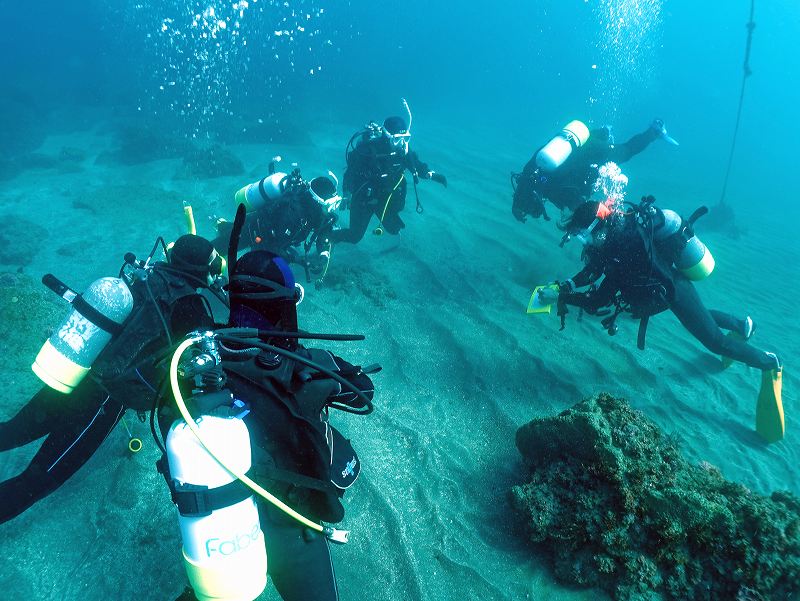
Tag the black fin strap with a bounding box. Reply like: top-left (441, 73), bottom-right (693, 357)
top-left (638, 315), bottom-right (650, 351)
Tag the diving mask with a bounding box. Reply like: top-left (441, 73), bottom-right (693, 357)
top-left (309, 172), bottom-right (343, 212)
top-left (383, 128), bottom-right (410, 154)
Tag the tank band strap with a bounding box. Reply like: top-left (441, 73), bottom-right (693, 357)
top-left (169, 472), bottom-right (255, 517)
top-left (42, 273), bottom-right (124, 335)
top-left (72, 294), bottom-right (125, 335)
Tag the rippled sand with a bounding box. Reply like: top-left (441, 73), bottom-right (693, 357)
top-left (0, 114), bottom-right (796, 600)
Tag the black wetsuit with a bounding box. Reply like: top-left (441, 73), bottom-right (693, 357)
top-left (559, 214), bottom-right (777, 370)
top-left (331, 134), bottom-right (431, 244)
top-left (0, 265), bottom-right (214, 524)
top-left (214, 190), bottom-right (335, 267)
top-left (164, 346), bottom-right (375, 601)
top-left (512, 126), bottom-right (660, 221)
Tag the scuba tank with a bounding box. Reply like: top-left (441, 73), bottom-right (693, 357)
top-left (654, 208), bottom-right (715, 281)
top-left (234, 172), bottom-right (288, 213)
top-left (32, 276), bottom-right (133, 394)
top-left (166, 415), bottom-right (268, 601)
top-left (535, 120), bottom-right (591, 172)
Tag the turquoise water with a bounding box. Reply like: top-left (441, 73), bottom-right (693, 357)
top-left (1, 2), bottom-right (798, 600)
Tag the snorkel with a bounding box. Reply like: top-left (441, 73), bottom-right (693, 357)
top-left (402, 97), bottom-right (412, 135)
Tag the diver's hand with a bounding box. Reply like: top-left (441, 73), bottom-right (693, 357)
top-left (538, 286), bottom-right (560, 304)
top-left (428, 171), bottom-right (447, 187)
top-left (309, 250), bottom-right (331, 275)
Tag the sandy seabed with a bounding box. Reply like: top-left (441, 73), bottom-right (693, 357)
top-left (0, 112), bottom-right (796, 601)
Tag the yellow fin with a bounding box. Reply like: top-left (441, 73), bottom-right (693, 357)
top-left (756, 368), bottom-right (784, 443)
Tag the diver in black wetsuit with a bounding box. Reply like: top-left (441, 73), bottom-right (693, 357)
top-left (213, 168), bottom-right (341, 282)
top-left (331, 105), bottom-right (447, 244)
top-left (0, 235), bottom-right (221, 524)
top-left (512, 119), bottom-right (674, 222)
top-left (165, 249), bottom-right (376, 601)
top-left (540, 198), bottom-right (781, 373)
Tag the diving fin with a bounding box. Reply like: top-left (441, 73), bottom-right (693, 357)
top-left (527, 284), bottom-right (559, 315)
top-left (756, 367), bottom-right (784, 443)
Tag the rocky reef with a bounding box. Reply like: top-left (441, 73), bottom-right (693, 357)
top-left (511, 393), bottom-right (800, 601)
top-left (0, 271), bottom-right (63, 393)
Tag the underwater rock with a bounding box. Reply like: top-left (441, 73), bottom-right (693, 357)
top-left (96, 125), bottom-right (194, 166)
top-left (510, 393), bottom-right (800, 601)
top-left (0, 215), bottom-right (48, 266)
top-left (703, 202), bottom-right (742, 239)
top-left (58, 146), bottom-right (87, 163)
top-left (175, 143), bottom-right (244, 179)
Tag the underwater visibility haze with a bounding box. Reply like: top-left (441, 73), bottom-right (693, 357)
top-left (1, 1), bottom-right (799, 599)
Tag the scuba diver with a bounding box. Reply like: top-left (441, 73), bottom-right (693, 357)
top-left (0, 234), bottom-right (225, 524)
top-left (512, 118), bottom-right (677, 222)
top-left (161, 207), bottom-right (377, 601)
top-left (331, 99), bottom-right (448, 244)
top-left (213, 162), bottom-right (341, 285)
top-left (536, 193), bottom-right (784, 442)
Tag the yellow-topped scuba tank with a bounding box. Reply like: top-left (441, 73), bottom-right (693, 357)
top-left (234, 172), bottom-right (288, 213)
top-left (535, 120), bottom-right (591, 172)
top-left (32, 276), bottom-right (134, 394)
top-left (655, 208), bottom-right (715, 281)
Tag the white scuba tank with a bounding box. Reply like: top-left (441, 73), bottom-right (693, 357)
top-left (655, 209), bottom-right (715, 281)
top-left (32, 277), bottom-right (133, 394)
top-left (234, 172), bottom-right (288, 213)
top-left (167, 416), bottom-right (267, 601)
top-left (535, 120), bottom-right (591, 172)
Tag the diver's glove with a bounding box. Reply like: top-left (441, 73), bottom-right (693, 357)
top-left (537, 285), bottom-right (560, 305)
top-left (427, 171), bottom-right (447, 187)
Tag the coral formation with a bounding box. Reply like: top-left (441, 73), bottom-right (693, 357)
top-left (511, 393), bottom-right (800, 601)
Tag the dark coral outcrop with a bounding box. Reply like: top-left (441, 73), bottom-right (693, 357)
top-left (511, 393), bottom-right (800, 601)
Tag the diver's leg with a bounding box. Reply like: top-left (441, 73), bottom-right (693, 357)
top-left (0, 387), bottom-right (70, 451)
top-left (0, 394), bottom-right (125, 524)
top-left (263, 508), bottom-right (339, 601)
top-left (380, 188), bottom-right (407, 235)
top-left (381, 212), bottom-right (406, 235)
top-left (709, 310), bottom-right (752, 337)
top-left (669, 278), bottom-right (777, 370)
top-left (330, 201), bottom-right (372, 245)
top-left (608, 126), bottom-right (660, 163)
